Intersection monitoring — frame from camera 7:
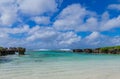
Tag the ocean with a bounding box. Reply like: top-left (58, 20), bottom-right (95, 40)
top-left (0, 51), bottom-right (120, 79)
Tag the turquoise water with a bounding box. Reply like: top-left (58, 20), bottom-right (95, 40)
top-left (1, 51), bottom-right (120, 79)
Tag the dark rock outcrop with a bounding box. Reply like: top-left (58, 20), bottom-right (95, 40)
top-left (72, 46), bottom-right (120, 54)
top-left (0, 47), bottom-right (26, 56)
top-left (83, 49), bottom-right (93, 53)
top-left (18, 47), bottom-right (26, 55)
top-left (92, 48), bottom-right (100, 53)
top-left (72, 49), bottom-right (83, 53)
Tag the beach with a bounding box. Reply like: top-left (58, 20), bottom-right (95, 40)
top-left (0, 51), bottom-right (120, 79)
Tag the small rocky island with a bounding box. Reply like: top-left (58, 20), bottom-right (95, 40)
top-left (0, 47), bottom-right (26, 56)
top-left (72, 46), bottom-right (120, 54)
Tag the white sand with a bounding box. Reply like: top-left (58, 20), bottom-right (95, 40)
top-left (1, 60), bottom-right (120, 79)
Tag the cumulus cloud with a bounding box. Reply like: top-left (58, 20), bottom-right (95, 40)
top-left (0, 32), bottom-right (8, 38)
top-left (84, 32), bottom-right (104, 46)
top-left (26, 27), bottom-right (57, 41)
top-left (54, 4), bottom-right (120, 32)
top-left (0, 0), bottom-right (59, 27)
top-left (0, 1), bottom-right (120, 49)
top-left (57, 31), bottom-right (81, 46)
top-left (100, 15), bottom-right (120, 31)
top-left (54, 4), bottom-right (95, 31)
top-left (81, 32), bottom-right (120, 48)
top-left (76, 17), bottom-right (98, 32)
top-left (0, 0), bottom-right (18, 27)
top-left (53, 4), bottom-right (99, 32)
top-left (0, 25), bottom-right (30, 34)
top-left (31, 16), bottom-right (50, 25)
top-left (0, 26), bottom-right (119, 49)
top-left (18, 0), bottom-right (57, 15)
top-left (26, 26), bottom-right (81, 46)
top-left (110, 36), bottom-right (120, 45)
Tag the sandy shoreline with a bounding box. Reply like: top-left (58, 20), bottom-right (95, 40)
top-left (1, 61), bottom-right (120, 79)
top-left (1, 52), bottom-right (120, 79)
top-left (1, 69), bottom-right (120, 79)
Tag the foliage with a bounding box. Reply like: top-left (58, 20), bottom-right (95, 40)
top-left (114, 46), bottom-right (120, 49)
top-left (100, 46), bottom-right (120, 52)
top-left (0, 47), bottom-right (4, 51)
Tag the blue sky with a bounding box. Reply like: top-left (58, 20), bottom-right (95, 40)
top-left (0, 0), bottom-right (120, 49)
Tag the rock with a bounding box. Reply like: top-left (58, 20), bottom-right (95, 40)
top-left (72, 49), bottom-right (83, 53)
top-left (0, 48), bottom-right (7, 56)
top-left (107, 49), bottom-right (116, 54)
top-left (0, 52), bottom-right (1, 56)
top-left (0, 47), bottom-right (26, 56)
top-left (93, 48), bottom-right (101, 53)
top-left (83, 49), bottom-right (93, 53)
top-left (99, 48), bottom-right (108, 54)
top-left (115, 49), bottom-right (120, 54)
top-left (18, 47), bottom-right (26, 55)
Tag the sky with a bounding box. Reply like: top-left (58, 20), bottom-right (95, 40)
top-left (0, 0), bottom-right (120, 49)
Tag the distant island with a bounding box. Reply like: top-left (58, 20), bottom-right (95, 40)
top-left (72, 46), bottom-right (120, 54)
top-left (0, 47), bottom-right (26, 56)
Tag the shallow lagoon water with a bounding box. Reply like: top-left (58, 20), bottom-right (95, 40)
top-left (0, 51), bottom-right (120, 79)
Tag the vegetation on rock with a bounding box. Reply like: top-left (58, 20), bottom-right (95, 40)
top-left (0, 47), bottom-right (26, 56)
top-left (73, 46), bottom-right (120, 54)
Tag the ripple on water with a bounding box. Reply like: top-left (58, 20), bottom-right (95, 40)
top-left (0, 56), bottom-right (13, 64)
top-left (1, 51), bottom-right (120, 79)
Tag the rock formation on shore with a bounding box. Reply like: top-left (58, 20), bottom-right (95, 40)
top-left (0, 47), bottom-right (26, 56)
top-left (72, 46), bottom-right (120, 54)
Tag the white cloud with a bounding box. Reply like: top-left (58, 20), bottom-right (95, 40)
top-left (0, 0), bottom-right (58, 27)
top-left (85, 32), bottom-right (101, 40)
top-left (18, 0), bottom-right (57, 15)
top-left (0, 32), bottom-right (8, 38)
top-left (54, 4), bottom-right (93, 31)
top-left (28, 25), bottom-right (40, 34)
top-left (110, 36), bottom-right (120, 45)
top-left (57, 31), bottom-right (81, 45)
top-left (108, 4), bottom-right (120, 10)
top-left (100, 15), bottom-right (120, 31)
top-left (101, 12), bottom-right (110, 21)
top-left (53, 4), bottom-right (100, 32)
top-left (76, 17), bottom-right (98, 32)
top-left (84, 31), bottom-right (105, 46)
top-left (31, 16), bottom-right (50, 25)
top-left (0, 0), bottom-right (18, 27)
top-left (82, 32), bottom-right (120, 47)
top-left (0, 25), bottom-right (119, 49)
top-left (0, 0), bottom-right (15, 4)
top-left (27, 29), bottom-right (57, 41)
top-left (54, 4), bottom-right (120, 32)
top-left (0, 1), bottom-right (119, 49)
top-left (26, 26), bottom-right (81, 48)
top-left (0, 25), bottom-right (30, 34)
top-left (26, 26), bottom-right (57, 41)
